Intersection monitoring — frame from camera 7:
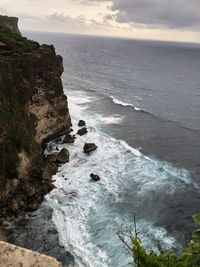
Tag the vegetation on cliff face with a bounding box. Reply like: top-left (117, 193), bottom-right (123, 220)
top-left (0, 22), bottom-right (59, 180)
top-left (0, 16), bottom-right (71, 216)
top-left (119, 214), bottom-right (200, 267)
top-left (0, 25), bottom-right (39, 57)
top-left (0, 21), bottom-right (34, 180)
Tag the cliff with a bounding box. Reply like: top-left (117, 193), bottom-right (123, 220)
top-left (0, 15), bottom-right (21, 35)
top-left (0, 15), bottom-right (71, 216)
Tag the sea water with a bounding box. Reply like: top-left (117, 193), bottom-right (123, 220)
top-left (23, 32), bottom-right (200, 267)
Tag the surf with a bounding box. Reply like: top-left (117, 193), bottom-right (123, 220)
top-left (45, 89), bottom-right (193, 267)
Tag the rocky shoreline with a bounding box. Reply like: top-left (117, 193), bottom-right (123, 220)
top-left (0, 117), bottom-right (99, 266)
top-left (1, 203), bottom-right (75, 267)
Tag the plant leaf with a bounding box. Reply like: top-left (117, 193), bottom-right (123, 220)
top-left (193, 214), bottom-right (200, 226)
top-left (192, 229), bottom-right (200, 238)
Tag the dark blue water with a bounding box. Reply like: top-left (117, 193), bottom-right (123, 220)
top-left (22, 32), bottom-right (200, 267)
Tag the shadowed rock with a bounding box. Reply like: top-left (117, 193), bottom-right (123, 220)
top-left (62, 134), bottom-right (75, 144)
top-left (56, 149), bottom-right (70, 163)
top-left (77, 127), bottom-right (88, 136)
top-left (45, 153), bottom-right (58, 163)
top-left (83, 143), bottom-right (98, 154)
top-left (90, 174), bottom-right (100, 182)
top-left (78, 120), bottom-right (86, 127)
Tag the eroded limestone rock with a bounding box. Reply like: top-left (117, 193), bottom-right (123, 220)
top-left (0, 241), bottom-right (62, 267)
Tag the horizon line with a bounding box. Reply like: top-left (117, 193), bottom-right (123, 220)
top-left (21, 29), bottom-right (200, 46)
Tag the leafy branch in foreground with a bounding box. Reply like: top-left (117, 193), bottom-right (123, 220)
top-left (117, 214), bottom-right (200, 267)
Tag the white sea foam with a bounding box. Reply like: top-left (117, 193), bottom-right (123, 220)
top-left (45, 89), bottom-right (192, 267)
top-left (111, 96), bottom-right (141, 111)
top-left (67, 90), bottom-right (96, 105)
top-left (96, 114), bottom-right (124, 125)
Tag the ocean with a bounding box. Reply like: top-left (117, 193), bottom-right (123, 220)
top-left (17, 32), bottom-right (200, 266)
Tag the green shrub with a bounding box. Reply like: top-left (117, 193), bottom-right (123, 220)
top-left (119, 215), bottom-right (200, 267)
top-left (0, 25), bottom-right (40, 56)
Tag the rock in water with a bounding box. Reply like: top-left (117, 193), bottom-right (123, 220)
top-left (45, 153), bottom-right (58, 163)
top-left (63, 134), bottom-right (75, 144)
top-left (78, 120), bottom-right (86, 127)
top-left (56, 148), bottom-right (70, 163)
top-left (77, 127), bottom-right (88, 136)
top-left (83, 143), bottom-right (98, 154)
top-left (90, 173), bottom-right (100, 182)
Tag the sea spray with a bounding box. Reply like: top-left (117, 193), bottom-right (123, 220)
top-left (44, 89), bottom-right (191, 267)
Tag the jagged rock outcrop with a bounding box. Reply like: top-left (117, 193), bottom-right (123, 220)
top-left (0, 16), bottom-right (71, 216)
top-left (78, 120), bottom-right (86, 127)
top-left (56, 148), bottom-right (70, 163)
top-left (62, 133), bottom-right (75, 144)
top-left (77, 127), bottom-right (88, 136)
top-left (0, 15), bottom-right (21, 35)
top-left (83, 143), bottom-right (98, 154)
top-left (27, 51), bottom-right (71, 144)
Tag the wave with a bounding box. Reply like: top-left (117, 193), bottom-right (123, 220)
top-left (110, 96), bottom-right (142, 111)
top-left (67, 88), bottom-right (200, 134)
top-left (119, 140), bottom-right (194, 187)
top-left (96, 114), bottom-right (124, 125)
top-left (44, 89), bottom-right (196, 267)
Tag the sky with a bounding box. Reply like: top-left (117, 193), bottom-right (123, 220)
top-left (1, 0), bottom-right (200, 43)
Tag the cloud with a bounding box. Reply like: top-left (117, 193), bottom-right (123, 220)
top-left (47, 13), bottom-right (87, 27)
top-left (47, 12), bottom-right (114, 29)
top-left (1, 0), bottom-right (200, 42)
top-left (111, 0), bottom-right (200, 30)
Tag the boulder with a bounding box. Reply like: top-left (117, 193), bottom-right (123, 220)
top-left (63, 134), bottom-right (75, 144)
top-left (83, 143), bottom-right (98, 154)
top-left (77, 127), bottom-right (88, 136)
top-left (90, 173), bottom-right (100, 182)
top-left (78, 120), bottom-right (86, 127)
top-left (42, 163), bottom-right (58, 180)
top-left (45, 153), bottom-right (58, 163)
top-left (56, 148), bottom-right (70, 163)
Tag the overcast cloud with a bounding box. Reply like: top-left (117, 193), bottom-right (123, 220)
top-left (111, 0), bottom-right (200, 30)
top-left (0, 0), bottom-right (200, 42)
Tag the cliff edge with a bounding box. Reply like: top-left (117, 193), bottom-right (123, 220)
top-left (0, 15), bottom-right (71, 216)
top-left (0, 241), bottom-right (62, 267)
top-left (0, 15), bottom-right (21, 35)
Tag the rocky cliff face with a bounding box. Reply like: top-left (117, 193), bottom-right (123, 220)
top-left (0, 15), bottom-right (21, 35)
top-left (0, 16), bottom-right (71, 216)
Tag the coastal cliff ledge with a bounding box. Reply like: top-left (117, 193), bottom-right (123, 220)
top-left (0, 241), bottom-right (62, 267)
top-left (0, 15), bottom-right (71, 217)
